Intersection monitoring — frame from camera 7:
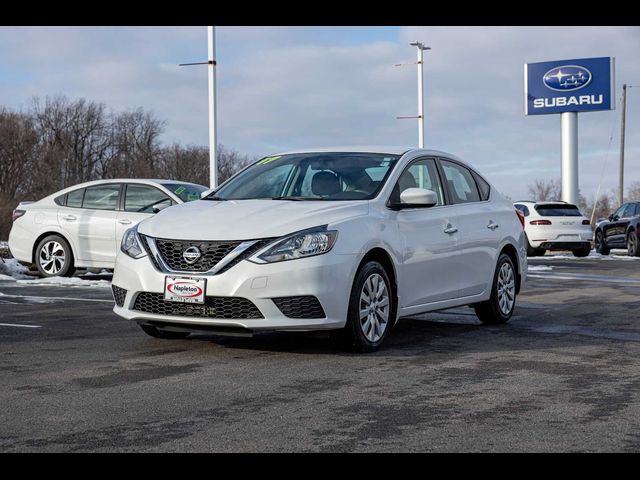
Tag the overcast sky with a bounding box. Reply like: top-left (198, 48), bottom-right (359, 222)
top-left (0, 26), bottom-right (638, 201)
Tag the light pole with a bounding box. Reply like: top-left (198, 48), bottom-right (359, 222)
top-left (179, 26), bottom-right (218, 189)
top-left (396, 42), bottom-right (431, 148)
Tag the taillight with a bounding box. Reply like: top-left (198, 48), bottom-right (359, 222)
top-left (530, 219), bottom-right (552, 225)
top-left (582, 219), bottom-right (590, 225)
top-left (12, 209), bottom-right (26, 222)
top-left (515, 209), bottom-right (525, 228)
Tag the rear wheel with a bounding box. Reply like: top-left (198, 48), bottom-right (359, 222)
top-left (35, 235), bottom-right (76, 277)
top-left (330, 261), bottom-right (396, 352)
top-left (594, 230), bottom-right (610, 255)
top-left (572, 245), bottom-right (591, 257)
top-left (525, 234), bottom-right (545, 257)
top-left (627, 231), bottom-right (640, 257)
top-left (139, 324), bottom-right (190, 339)
top-left (474, 253), bottom-right (516, 325)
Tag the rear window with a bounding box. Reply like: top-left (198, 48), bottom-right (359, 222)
top-left (535, 204), bottom-right (582, 217)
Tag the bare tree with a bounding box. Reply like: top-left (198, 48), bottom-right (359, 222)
top-left (626, 181), bottom-right (640, 202)
top-left (527, 179), bottom-right (561, 202)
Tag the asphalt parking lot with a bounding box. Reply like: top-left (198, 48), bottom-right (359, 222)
top-left (1, 252), bottom-right (639, 452)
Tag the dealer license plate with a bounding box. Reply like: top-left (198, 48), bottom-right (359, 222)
top-left (164, 276), bottom-right (206, 304)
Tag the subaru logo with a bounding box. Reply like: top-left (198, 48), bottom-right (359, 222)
top-left (543, 65), bottom-right (592, 91)
top-left (182, 246), bottom-right (201, 264)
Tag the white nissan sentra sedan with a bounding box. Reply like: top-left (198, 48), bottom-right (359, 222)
top-left (112, 148), bottom-right (527, 352)
top-left (8, 179), bottom-right (207, 277)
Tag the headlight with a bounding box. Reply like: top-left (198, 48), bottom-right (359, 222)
top-left (121, 226), bottom-right (146, 259)
top-left (250, 226), bottom-right (338, 263)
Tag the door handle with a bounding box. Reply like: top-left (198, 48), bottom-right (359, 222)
top-left (444, 226), bottom-right (458, 234)
top-left (62, 214), bottom-right (76, 221)
top-left (487, 222), bottom-right (499, 230)
top-left (118, 219), bottom-right (132, 225)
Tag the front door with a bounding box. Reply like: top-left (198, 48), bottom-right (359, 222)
top-left (394, 157), bottom-right (460, 307)
top-left (116, 183), bottom-right (175, 246)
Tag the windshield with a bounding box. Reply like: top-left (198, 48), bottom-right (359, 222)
top-left (209, 152), bottom-right (400, 201)
top-left (163, 183), bottom-right (208, 202)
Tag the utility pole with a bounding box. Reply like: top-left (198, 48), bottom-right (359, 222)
top-left (619, 83), bottom-right (627, 205)
top-left (179, 26), bottom-right (218, 189)
top-left (396, 41), bottom-right (431, 148)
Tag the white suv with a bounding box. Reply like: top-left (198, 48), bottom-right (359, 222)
top-left (8, 179), bottom-right (207, 277)
top-left (514, 201), bottom-right (592, 257)
top-left (112, 147), bottom-right (527, 352)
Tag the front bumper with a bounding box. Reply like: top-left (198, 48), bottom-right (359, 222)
top-left (112, 249), bottom-right (357, 332)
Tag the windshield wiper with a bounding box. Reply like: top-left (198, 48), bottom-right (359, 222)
top-left (270, 196), bottom-right (321, 201)
top-left (201, 196), bottom-right (228, 201)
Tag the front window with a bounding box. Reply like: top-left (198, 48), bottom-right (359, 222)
top-left (209, 152), bottom-right (400, 201)
top-left (163, 183), bottom-right (208, 202)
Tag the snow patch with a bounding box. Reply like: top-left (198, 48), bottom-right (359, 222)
top-left (532, 251), bottom-right (640, 261)
top-left (16, 277), bottom-right (111, 288)
top-left (528, 265), bottom-right (553, 271)
top-left (0, 258), bottom-right (32, 280)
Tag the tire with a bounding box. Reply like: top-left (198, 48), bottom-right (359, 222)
top-left (139, 324), bottom-right (190, 339)
top-left (525, 234), bottom-right (545, 257)
top-left (474, 253), bottom-right (516, 325)
top-left (572, 245), bottom-right (591, 257)
top-left (627, 231), bottom-right (640, 257)
top-left (330, 261), bottom-right (396, 352)
top-left (35, 235), bottom-right (76, 277)
top-left (594, 230), bottom-right (610, 255)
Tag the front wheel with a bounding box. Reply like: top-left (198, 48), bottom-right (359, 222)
top-left (330, 261), bottom-right (396, 352)
top-left (594, 230), bottom-right (610, 255)
top-left (627, 231), bottom-right (640, 257)
top-left (474, 253), bottom-right (516, 325)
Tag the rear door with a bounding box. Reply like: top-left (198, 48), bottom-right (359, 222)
top-left (62, 184), bottom-right (121, 265)
top-left (116, 183), bottom-right (175, 246)
top-left (438, 159), bottom-right (499, 297)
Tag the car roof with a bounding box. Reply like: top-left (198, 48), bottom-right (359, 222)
top-left (59, 179), bottom-right (204, 189)
top-left (514, 200), bottom-right (576, 206)
top-left (270, 146), bottom-right (463, 159)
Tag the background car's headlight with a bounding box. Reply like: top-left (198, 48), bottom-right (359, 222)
top-left (250, 227), bottom-right (338, 263)
top-left (121, 226), bottom-right (146, 259)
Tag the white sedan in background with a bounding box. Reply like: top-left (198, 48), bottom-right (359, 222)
top-left (8, 179), bottom-right (207, 277)
top-left (113, 147), bottom-right (527, 352)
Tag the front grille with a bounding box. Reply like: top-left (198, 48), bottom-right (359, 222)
top-left (112, 285), bottom-right (127, 307)
top-left (272, 296), bottom-right (326, 319)
top-left (133, 292), bottom-right (263, 319)
top-left (154, 238), bottom-right (242, 272)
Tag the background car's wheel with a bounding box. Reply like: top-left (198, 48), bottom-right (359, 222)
top-left (474, 253), bottom-right (516, 325)
top-left (525, 234), bottom-right (545, 257)
top-left (35, 235), bottom-right (76, 277)
top-left (594, 230), bottom-right (610, 255)
top-left (330, 261), bottom-right (396, 352)
top-left (572, 245), bottom-right (591, 257)
top-left (627, 231), bottom-right (640, 257)
top-left (139, 324), bottom-right (190, 339)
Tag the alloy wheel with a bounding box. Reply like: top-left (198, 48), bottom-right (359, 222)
top-left (359, 273), bottom-right (390, 343)
top-left (39, 241), bottom-right (65, 275)
top-left (497, 262), bottom-right (515, 316)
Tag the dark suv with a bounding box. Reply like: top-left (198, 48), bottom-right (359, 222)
top-left (594, 202), bottom-right (640, 256)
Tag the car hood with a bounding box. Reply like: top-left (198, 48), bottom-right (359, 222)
top-left (137, 199), bottom-right (369, 240)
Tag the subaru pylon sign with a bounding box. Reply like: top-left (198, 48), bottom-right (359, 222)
top-left (524, 57), bottom-right (615, 115)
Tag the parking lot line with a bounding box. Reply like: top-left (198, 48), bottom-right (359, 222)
top-left (0, 294), bottom-right (113, 303)
top-left (0, 323), bottom-right (41, 328)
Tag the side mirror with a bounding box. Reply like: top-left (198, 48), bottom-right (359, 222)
top-left (390, 188), bottom-right (438, 210)
top-left (152, 201), bottom-right (171, 214)
top-left (200, 188), bottom-right (215, 199)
